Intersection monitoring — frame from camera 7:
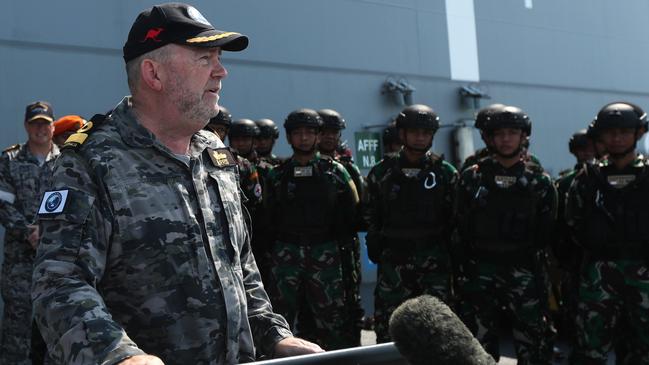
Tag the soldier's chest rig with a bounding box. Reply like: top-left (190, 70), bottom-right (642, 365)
top-left (581, 161), bottom-right (649, 250)
top-left (379, 155), bottom-right (447, 238)
top-left (469, 160), bottom-right (539, 251)
top-left (275, 158), bottom-right (341, 235)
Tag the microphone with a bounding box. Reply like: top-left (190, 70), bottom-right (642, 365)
top-left (389, 295), bottom-right (496, 365)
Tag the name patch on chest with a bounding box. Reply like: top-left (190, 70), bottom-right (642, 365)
top-left (38, 190), bottom-right (69, 214)
top-left (401, 168), bottom-right (421, 178)
top-left (494, 175), bottom-right (517, 188)
top-left (209, 149), bottom-right (236, 167)
top-left (294, 166), bottom-right (313, 177)
top-left (607, 174), bottom-right (636, 188)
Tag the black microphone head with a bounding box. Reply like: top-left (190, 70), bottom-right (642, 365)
top-left (389, 295), bottom-right (496, 365)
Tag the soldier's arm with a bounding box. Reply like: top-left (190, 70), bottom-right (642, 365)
top-left (564, 169), bottom-right (588, 246)
top-left (441, 161), bottom-right (459, 232)
top-left (363, 166), bottom-right (383, 263)
top-left (32, 152), bottom-right (145, 365)
top-left (534, 173), bottom-right (559, 249)
top-left (345, 162), bottom-right (367, 231)
top-left (0, 153), bottom-right (30, 234)
top-left (333, 162), bottom-right (359, 234)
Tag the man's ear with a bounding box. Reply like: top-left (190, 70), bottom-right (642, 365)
top-left (140, 58), bottom-right (164, 91)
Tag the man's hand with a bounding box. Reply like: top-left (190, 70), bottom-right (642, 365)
top-left (273, 337), bottom-right (324, 358)
top-left (27, 225), bottom-right (39, 250)
top-left (118, 355), bottom-right (164, 364)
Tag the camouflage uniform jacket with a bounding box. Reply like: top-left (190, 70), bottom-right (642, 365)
top-left (364, 151), bottom-right (458, 251)
top-left (264, 152), bottom-right (359, 241)
top-left (0, 142), bottom-right (59, 256)
top-left (566, 154), bottom-right (649, 257)
top-left (31, 97), bottom-right (292, 365)
top-left (456, 155), bottom-right (557, 257)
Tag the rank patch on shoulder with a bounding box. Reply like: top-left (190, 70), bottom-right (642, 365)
top-left (494, 175), bottom-right (517, 188)
top-left (209, 148), bottom-right (236, 167)
top-left (401, 168), bottom-right (421, 178)
top-left (38, 190), bottom-right (69, 214)
top-left (607, 174), bottom-right (636, 188)
top-left (294, 166), bottom-right (313, 177)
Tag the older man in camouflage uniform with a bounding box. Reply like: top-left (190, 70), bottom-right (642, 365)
top-left (0, 101), bottom-right (59, 365)
top-left (456, 105), bottom-right (556, 364)
top-left (30, 4), bottom-right (321, 365)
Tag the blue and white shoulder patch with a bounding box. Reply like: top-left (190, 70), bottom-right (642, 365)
top-left (39, 190), bottom-right (69, 214)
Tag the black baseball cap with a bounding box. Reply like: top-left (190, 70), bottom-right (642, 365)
top-left (123, 2), bottom-right (249, 62)
top-left (25, 101), bottom-right (54, 123)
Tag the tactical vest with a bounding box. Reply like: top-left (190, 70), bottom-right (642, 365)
top-left (379, 155), bottom-right (447, 239)
top-left (275, 158), bottom-right (339, 238)
top-left (469, 161), bottom-right (538, 252)
top-left (580, 162), bottom-right (649, 253)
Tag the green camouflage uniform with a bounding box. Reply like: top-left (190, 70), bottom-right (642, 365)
top-left (566, 155), bottom-right (649, 364)
top-left (365, 150), bottom-right (458, 343)
top-left (331, 151), bottom-right (366, 347)
top-left (31, 97), bottom-right (292, 365)
top-left (264, 152), bottom-right (359, 350)
top-left (0, 142), bottom-right (59, 365)
top-left (456, 155), bottom-right (557, 364)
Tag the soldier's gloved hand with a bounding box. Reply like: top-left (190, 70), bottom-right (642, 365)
top-left (118, 354), bottom-right (164, 365)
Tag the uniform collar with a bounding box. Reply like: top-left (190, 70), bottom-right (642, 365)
top-left (19, 142), bottom-right (60, 164)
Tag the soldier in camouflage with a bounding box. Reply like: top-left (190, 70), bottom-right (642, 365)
top-left (461, 103), bottom-right (543, 172)
top-left (30, 4), bottom-right (322, 365)
top-left (264, 108), bottom-right (359, 350)
top-left (206, 106), bottom-right (232, 142)
top-left (205, 111), bottom-right (263, 215)
top-left (255, 118), bottom-right (283, 166)
top-left (381, 121), bottom-right (402, 158)
top-left (456, 105), bottom-right (556, 364)
top-left (365, 104), bottom-right (458, 343)
top-left (316, 108), bottom-right (365, 347)
top-left (0, 101), bottom-right (59, 365)
top-left (566, 102), bottom-right (649, 364)
top-left (552, 129), bottom-right (596, 343)
top-left (227, 119), bottom-right (263, 213)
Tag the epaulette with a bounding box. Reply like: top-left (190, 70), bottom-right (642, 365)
top-left (3, 144), bottom-right (20, 153)
top-left (62, 112), bottom-right (109, 150)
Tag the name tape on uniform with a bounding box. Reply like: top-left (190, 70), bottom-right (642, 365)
top-left (494, 175), bottom-right (517, 188)
top-left (294, 166), bottom-right (313, 177)
top-left (39, 190), bottom-right (69, 214)
top-left (607, 174), bottom-right (635, 189)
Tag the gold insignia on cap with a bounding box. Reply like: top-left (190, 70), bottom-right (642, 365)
top-left (607, 174), bottom-right (636, 188)
top-left (186, 32), bottom-right (238, 43)
top-left (494, 175), bottom-right (517, 188)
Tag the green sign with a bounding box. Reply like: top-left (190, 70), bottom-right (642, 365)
top-left (354, 131), bottom-right (382, 169)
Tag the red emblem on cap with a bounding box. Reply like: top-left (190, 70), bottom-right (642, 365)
top-left (141, 28), bottom-right (164, 42)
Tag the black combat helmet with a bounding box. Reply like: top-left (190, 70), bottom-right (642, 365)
top-left (284, 108), bottom-right (323, 133)
top-left (395, 104), bottom-right (440, 133)
top-left (382, 121), bottom-right (400, 145)
top-left (229, 119), bottom-right (260, 138)
top-left (592, 102), bottom-right (647, 133)
top-left (209, 106), bottom-right (232, 127)
top-left (569, 129), bottom-right (590, 154)
top-left (255, 118), bottom-right (280, 139)
top-left (483, 105), bottom-right (532, 136)
top-left (475, 103), bottom-right (506, 131)
top-left (317, 109), bottom-right (346, 130)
